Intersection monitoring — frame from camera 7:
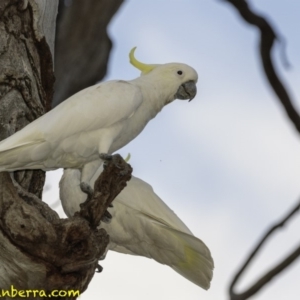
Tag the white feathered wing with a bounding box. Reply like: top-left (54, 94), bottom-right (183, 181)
top-left (0, 81), bottom-right (142, 171)
top-left (60, 169), bottom-right (214, 289)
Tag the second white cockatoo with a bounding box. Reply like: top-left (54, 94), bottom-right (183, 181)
top-left (60, 167), bottom-right (214, 290)
top-left (0, 48), bottom-right (197, 193)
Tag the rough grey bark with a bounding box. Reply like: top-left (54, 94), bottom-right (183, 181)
top-left (0, 0), bottom-right (127, 297)
top-left (0, 0), bottom-right (57, 291)
top-left (53, 0), bottom-right (124, 107)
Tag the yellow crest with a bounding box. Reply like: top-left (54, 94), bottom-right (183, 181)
top-left (129, 47), bottom-right (156, 74)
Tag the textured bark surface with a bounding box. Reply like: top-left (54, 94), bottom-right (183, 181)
top-left (53, 0), bottom-right (124, 107)
top-left (79, 154), bottom-right (133, 229)
top-left (0, 0), bottom-right (56, 198)
top-left (0, 0), bottom-right (55, 292)
top-left (0, 0), bottom-right (127, 297)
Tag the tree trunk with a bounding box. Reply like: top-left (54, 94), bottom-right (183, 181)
top-left (53, 0), bottom-right (124, 107)
top-left (0, 1), bottom-right (126, 298)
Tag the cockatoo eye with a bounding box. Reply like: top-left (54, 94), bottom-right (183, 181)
top-left (177, 70), bottom-right (183, 75)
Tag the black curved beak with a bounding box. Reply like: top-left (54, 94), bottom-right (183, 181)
top-left (175, 80), bottom-right (197, 102)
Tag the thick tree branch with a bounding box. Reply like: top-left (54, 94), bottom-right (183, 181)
top-left (79, 154), bottom-right (132, 230)
top-left (222, 0), bottom-right (300, 134)
top-left (0, 1), bottom-right (127, 295)
top-left (229, 200), bottom-right (300, 300)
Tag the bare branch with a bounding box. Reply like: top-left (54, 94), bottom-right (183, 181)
top-left (229, 200), bottom-right (300, 300)
top-left (222, 0), bottom-right (300, 134)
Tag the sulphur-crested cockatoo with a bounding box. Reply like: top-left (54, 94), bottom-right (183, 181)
top-left (0, 48), bottom-right (197, 192)
top-left (60, 167), bottom-right (214, 290)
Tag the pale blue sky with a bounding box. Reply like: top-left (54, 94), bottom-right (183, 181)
top-left (44, 1), bottom-right (300, 299)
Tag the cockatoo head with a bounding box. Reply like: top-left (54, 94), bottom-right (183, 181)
top-left (129, 47), bottom-right (198, 102)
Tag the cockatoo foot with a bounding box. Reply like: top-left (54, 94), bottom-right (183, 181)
top-left (101, 210), bottom-right (112, 223)
top-left (99, 253), bottom-right (107, 260)
top-left (99, 153), bottom-right (113, 169)
top-left (95, 264), bottom-right (103, 273)
top-left (120, 169), bottom-right (129, 175)
top-left (80, 182), bottom-right (94, 196)
top-left (99, 243), bottom-right (109, 260)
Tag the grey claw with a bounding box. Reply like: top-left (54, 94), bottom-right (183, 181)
top-left (80, 182), bottom-right (94, 196)
top-left (99, 153), bottom-right (113, 161)
top-left (109, 203), bottom-right (113, 208)
top-left (96, 264), bottom-right (103, 273)
top-left (120, 169), bottom-right (129, 176)
top-left (101, 210), bottom-right (112, 223)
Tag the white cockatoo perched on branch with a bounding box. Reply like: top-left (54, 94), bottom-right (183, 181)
top-left (0, 48), bottom-right (197, 194)
top-left (60, 167), bottom-right (214, 290)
